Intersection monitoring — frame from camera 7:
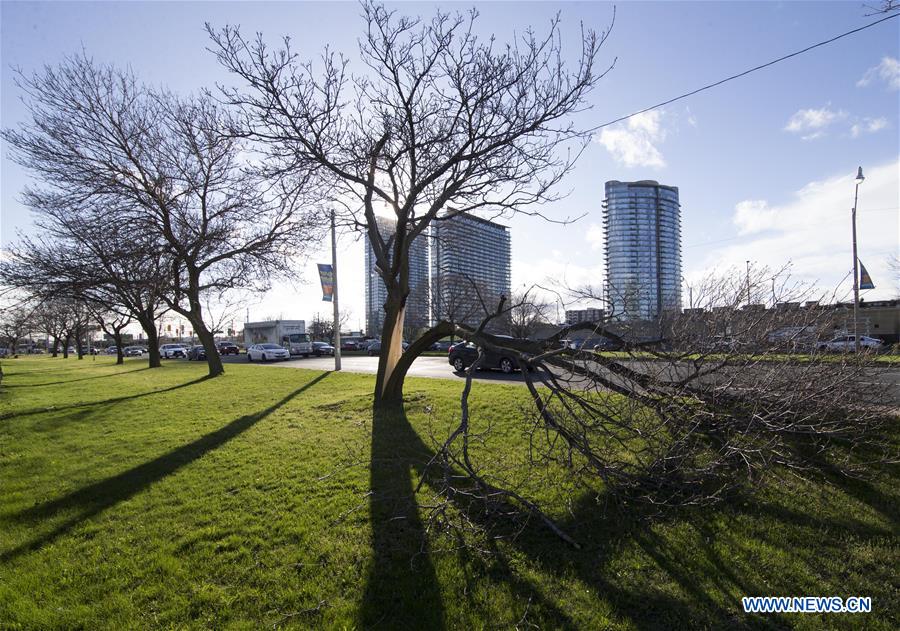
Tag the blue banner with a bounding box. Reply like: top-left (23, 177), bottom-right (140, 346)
top-left (858, 261), bottom-right (875, 290)
top-left (317, 263), bottom-right (334, 302)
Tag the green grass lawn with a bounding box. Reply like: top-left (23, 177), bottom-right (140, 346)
top-left (0, 356), bottom-right (897, 629)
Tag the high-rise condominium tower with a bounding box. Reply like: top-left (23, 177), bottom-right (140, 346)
top-left (431, 213), bottom-right (511, 329)
top-left (364, 217), bottom-right (430, 336)
top-left (603, 180), bottom-right (682, 320)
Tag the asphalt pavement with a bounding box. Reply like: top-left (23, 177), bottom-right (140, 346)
top-left (219, 352), bottom-right (900, 403)
top-left (221, 352), bottom-right (529, 385)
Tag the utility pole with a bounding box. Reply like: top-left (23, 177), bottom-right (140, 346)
top-left (331, 210), bottom-right (342, 371)
top-left (746, 260), bottom-right (751, 306)
top-left (851, 166), bottom-right (865, 353)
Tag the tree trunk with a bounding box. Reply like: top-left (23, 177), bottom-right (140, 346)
top-left (381, 321), bottom-right (454, 406)
top-left (374, 299), bottom-right (407, 409)
top-left (137, 312), bottom-right (161, 368)
top-left (51, 336), bottom-right (59, 358)
top-left (184, 311), bottom-right (223, 377)
top-left (177, 271), bottom-right (223, 378)
top-left (113, 330), bottom-right (124, 365)
top-left (75, 325), bottom-right (84, 360)
top-left (62, 333), bottom-right (71, 359)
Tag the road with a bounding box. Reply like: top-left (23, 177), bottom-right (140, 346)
top-left (220, 353), bottom-right (900, 404)
top-left (222, 353), bottom-right (529, 385)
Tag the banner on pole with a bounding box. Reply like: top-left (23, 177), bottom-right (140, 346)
top-left (317, 264), bottom-right (334, 302)
top-left (858, 261), bottom-right (875, 290)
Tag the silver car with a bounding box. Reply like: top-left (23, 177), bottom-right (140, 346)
top-left (160, 343), bottom-right (189, 359)
top-left (247, 343), bottom-right (290, 362)
top-left (816, 335), bottom-right (884, 352)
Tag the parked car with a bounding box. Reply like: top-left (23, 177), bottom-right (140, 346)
top-left (594, 337), bottom-right (623, 351)
top-left (216, 341), bottom-right (240, 355)
top-left (187, 345), bottom-right (207, 361)
top-left (106, 346), bottom-right (118, 355)
top-left (247, 343), bottom-right (290, 362)
top-left (430, 340), bottom-right (454, 352)
top-left (123, 346), bottom-right (144, 357)
top-left (160, 343), bottom-right (189, 359)
top-left (312, 342), bottom-right (335, 356)
top-left (816, 335), bottom-right (884, 352)
top-left (340, 340), bottom-right (360, 351)
top-left (448, 337), bottom-right (526, 374)
top-left (366, 340), bottom-right (409, 356)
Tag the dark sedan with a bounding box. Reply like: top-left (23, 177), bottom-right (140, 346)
top-left (447, 337), bottom-right (526, 374)
top-left (187, 345), bottom-right (207, 361)
top-left (217, 342), bottom-right (240, 355)
top-left (366, 340), bottom-right (409, 356)
top-left (312, 342), bottom-right (335, 356)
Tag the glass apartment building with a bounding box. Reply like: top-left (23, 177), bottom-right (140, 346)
top-left (365, 217), bottom-right (430, 336)
top-left (603, 180), bottom-right (682, 321)
top-left (431, 213), bottom-right (511, 328)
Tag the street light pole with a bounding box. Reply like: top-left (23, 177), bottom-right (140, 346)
top-left (331, 210), bottom-right (342, 371)
top-left (851, 166), bottom-right (865, 353)
top-left (745, 260), bottom-right (751, 306)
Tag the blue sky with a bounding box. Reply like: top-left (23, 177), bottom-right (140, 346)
top-left (2, 1), bottom-right (898, 330)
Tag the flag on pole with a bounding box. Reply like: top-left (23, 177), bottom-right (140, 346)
top-left (317, 264), bottom-right (334, 301)
top-left (858, 261), bottom-right (875, 290)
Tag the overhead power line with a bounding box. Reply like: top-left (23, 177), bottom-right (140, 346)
top-left (590, 12), bottom-right (900, 132)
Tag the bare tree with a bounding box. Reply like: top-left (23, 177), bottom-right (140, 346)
top-left (418, 268), bottom-right (896, 544)
top-left (0, 302), bottom-right (36, 355)
top-left (1, 217), bottom-right (170, 368)
top-left (309, 310), bottom-right (351, 343)
top-left (887, 254), bottom-right (900, 299)
top-left (89, 305), bottom-right (132, 365)
top-left (508, 290), bottom-right (553, 338)
top-left (63, 297), bottom-right (94, 360)
top-left (31, 299), bottom-right (69, 357)
top-left (208, 1), bottom-right (612, 407)
top-left (2, 55), bottom-right (321, 378)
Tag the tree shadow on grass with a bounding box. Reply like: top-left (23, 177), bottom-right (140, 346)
top-left (359, 406), bottom-right (714, 629)
top-left (0, 375), bottom-right (212, 421)
top-left (1, 372), bottom-right (330, 563)
top-left (1, 366), bottom-right (152, 388)
top-left (359, 406), bottom-right (446, 629)
top-left (359, 403), bottom-right (895, 629)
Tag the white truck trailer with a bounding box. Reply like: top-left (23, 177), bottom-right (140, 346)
top-left (243, 320), bottom-right (313, 357)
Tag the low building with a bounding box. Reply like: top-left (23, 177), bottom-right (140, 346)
top-left (565, 308), bottom-right (606, 325)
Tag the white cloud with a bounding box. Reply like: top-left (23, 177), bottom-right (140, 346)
top-left (585, 223), bottom-right (604, 251)
top-left (512, 250), bottom-right (605, 312)
top-left (784, 106), bottom-right (847, 139)
top-left (685, 106), bottom-right (698, 128)
top-left (732, 200), bottom-right (777, 235)
top-left (857, 56), bottom-right (900, 90)
top-left (694, 160), bottom-right (900, 302)
top-left (595, 110), bottom-right (667, 168)
top-left (850, 117), bottom-right (889, 138)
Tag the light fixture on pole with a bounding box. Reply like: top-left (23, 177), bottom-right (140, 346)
top-left (851, 166), bottom-right (864, 352)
